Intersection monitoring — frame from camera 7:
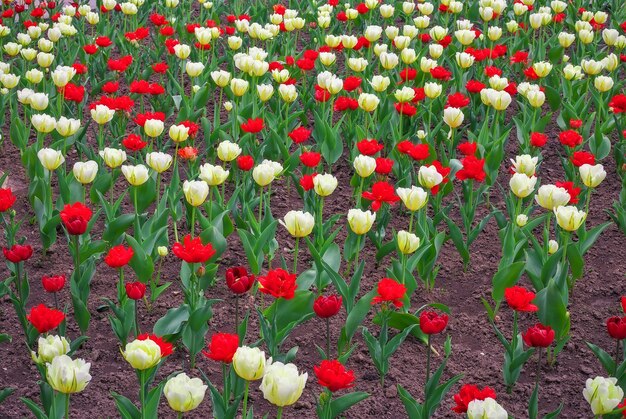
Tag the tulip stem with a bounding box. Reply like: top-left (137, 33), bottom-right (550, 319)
top-left (139, 370), bottom-right (146, 419)
top-left (258, 188), bottom-right (264, 224)
top-left (65, 393), bottom-right (70, 419)
top-left (293, 237), bottom-right (299, 274)
top-left (276, 406), bottom-right (283, 419)
top-left (242, 380), bottom-right (250, 419)
top-left (190, 207), bottom-right (195, 239)
top-left (235, 296), bottom-right (240, 334)
top-left (616, 339), bottom-right (621, 375)
top-left (134, 300), bottom-right (140, 337)
top-left (425, 334), bottom-right (432, 384)
top-left (536, 348), bottom-right (542, 387)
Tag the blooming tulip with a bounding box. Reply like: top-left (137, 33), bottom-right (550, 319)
top-left (260, 361), bottom-right (307, 407)
top-left (46, 355), bottom-right (91, 394)
top-left (164, 373), bottom-right (207, 413)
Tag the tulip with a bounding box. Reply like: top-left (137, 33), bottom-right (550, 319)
top-left (256, 84), bottom-right (274, 101)
top-left (211, 70), bottom-right (231, 87)
top-left (280, 210), bottom-right (314, 238)
top-left (146, 152), bottom-right (173, 174)
top-left (73, 161), bottom-right (98, 184)
top-left (313, 173), bottom-right (338, 197)
top-left (516, 214), bottom-right (528, 227)
top-left (579, 164), bottom-right (606, 188)
top-left (396, 186), bottom-right (428, 212)
top-left (185, 62), bottom-right (205, 78)
top-left (418, 165), bottom-right (443, 189)
top-left (353, 155), bottom-right (376, 178)
top-left (369, 75), bottom-right (390, 92)
top-left (554, 206), bottom-right (586, 232)
top-left (397, 230), bottom-right (420, 254)
top-left (358, 93), bottom-right (380, 112)
top-left (509, 173), bottom-right (537, 198)
top-left (38, 148), bottom-right (65, 171)
top-left (123, 338), bottom-right (162, 370)
top-left (230, 78), bottom-right (249, 96)
top-left (233, 346), bottom-right (266, 381)
top-left (347, 209), bottom-right (376, 235)
top-left (164, 373), bottom-right (207, 413)
top-left (31, 335), bottom-right (70, 364)
top-left (467, 398), bottom-right (507, 419)
top-left (51, 66), bottom-right (76, 87)
top-left (252, 163), bottom-right (276, 187)
top-left (31, 114), bottom-right (56, 133)
top-left (548, 240), bottom-right (559, 254)
top-left (144, 119), bottom-right (165, 138)
top-left (594, 76), bottom-right (614, 93)
top-left (583, 376), bottom-right (624, 415)
top-left (56, 117), bottom-right (81, 137)
top-left (217, 141), bottom-right (242, 162)
top-left (46, 355), bottom-right (91, 396)
top-left (99, 148), bottom-right (127, 169)
top-left (90, 104), bottom-right (115, 125)
top-left (260, 361), bottom-right (307, 408)
top-left (169, 124), bottom-right (190, 143)
top-left (511, 154), bottom-right (538, 176)
top-left (278, 84), bottom-right (298, 103)
top-left (121, 165), bottom-right (149, 186)
top-left (29, 92), bottom-right (49, 110)
top-left (443, 107), bottom-right (464, 129)
top-left (183, 180), bottom-right (209, 206)
top-left (535, 185), bottom-right (570, 210)
top-left (173, 44), bottom-right (191, 59)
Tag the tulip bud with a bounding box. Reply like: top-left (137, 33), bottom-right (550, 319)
top-left (56, 117), bottom-right (81, 137)
top-left (144, 119), bottom-right (165, 138)
top-left (579, 164), bottom-right (606, 188)
top-left (121, 164), bottom-right (150, 186)
top-left (146, 152), bottom-right (173, 174)
top-left (199, 164), bottom-right (229, 186)
top-left (358, 93), bottom-right (380, 112)
top-left (516, 214), bottom-right (528, 227)
top-left (123, 339), bottom-right (162, 370)
top-left (183, 180), bottom-right (209, 206)
top-left (158, 246), bottom-right (168, 257)
top-left (90, 104), bottom-right (115, 125)
top-left (313, 173), bottom-right (338, 197)
top-left (99, 148), bottom-right (127, 169)
top-left (280, 210), bottom-right (315, 237)
top-left (73, 161), bottom-right (98, 184)
top-left (396, 186), bottom-right (428, 211)
top-left (252, 163), bottom-right (276, 187)
top-left (443, 107), bottom-right (464, 128)
top-left (233, 346), bottom-right (266, 381)
top-left (38, 148), bottom-right (65, 171)
top-left (509, 173), bottom-right (538, 198)
top-left (397, 230), bottom-right (420, 254)
top-left (347, 209), bottom-right (376, 235)
top-left (353, 155), bottom-right (376, 178)
top-left (260, 362), bottom-right (307, 407)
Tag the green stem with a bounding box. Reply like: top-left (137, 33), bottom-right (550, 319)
top-left (65, 393), bottom-right (70, 419)
top-left (616, 339), bottom-right (621, 376)
top-left (190, 206), bottom-right (196, 238)
top-left (222, 363), bottom-right (229, 406)
top-left (276, 406), bottom-right (283, 419)
top-left (242, 380), bottom-right (250, 418)
top-left (426, 334), bottom-right (432, 384)
top-left (293, 237), bottom-right (299, 274)
top-left (139, 370), bottom-right (146, 419)
top-left (326, 317), bottom-right (331, 359)
top-left (258, 188), bottom-right (264, 224)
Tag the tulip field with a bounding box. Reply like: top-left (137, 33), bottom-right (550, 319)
top-left (2, 0), bottom-right (626, 417)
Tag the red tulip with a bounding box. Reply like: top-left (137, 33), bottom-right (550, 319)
top-left (27, 304), bottom-right (65, 333)
top-left (258, 269), bottom-right (297, 300)
top-left (314, 360), bottom-right (355, 392)
top-left (356, 139), bottom-right (384, 156)
top-left (300, 151), bottom-right (322, 168)
top-left (313, 295), bottom-right (342, 319)
top-left (452, 384), bottom-right (497, 414)
top-left (202, 333), bottom-right (239, 363)
top-left (607, 316), bottom-right (626, 340)
top-left (0, 188), bottom-right (17, 212)
top-left (104, 245), bottom-right (135, 268)
top-left (225, 266), bottom-right (255, 294)
top-left (240, 118), bottom-right (264, 134)
top-left (371, 278), bottom-right (406, 308)
top-left (530, 132), bottom-right (548, 147)
top-left (42, 275), bottom-right (65, 293)
top-left (456, 155), bottom-right (486, 182)
top-left (236, 155), bottom-right (254, 171)
top-left (125, 282), bottom-right (146, 300)
top-left (3, 244), bottom-right (33, 263)
top-left (419, 311), bottom-right (449, 335)
top-left (362, 181), bottom-right (401, 211)
top-left (504, 286), bottom-right (538, 312)
top-left (374, 157), bottom-right (394, 175)
top-left (621, 297), bottom-right (626, 314)
top-left (172, 235), bottom-right (215, 264)
top-left (60, 202), bottom-right (92, 235)
top-left (522, 323), bottom-right (555, 347)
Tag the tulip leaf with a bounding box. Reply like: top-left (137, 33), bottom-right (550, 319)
top-left (103, 214), bottom-right (135, 243)
top-left (397, 385), bottom-right (423, 418)
top-left (153, 305), bottom-right (190, 336)
top-left (491, 261), bottom-right (526, 303)
top-left (20, 397), bottom-right (48, 419)
top-left (111, 392), bottom-right (141, 419)
top-left (0, 387), bottom-right (14, 404)
top-left (535, 279), bottom-right (570, 339)
top-left (330, 392), bottom-right (369, 418)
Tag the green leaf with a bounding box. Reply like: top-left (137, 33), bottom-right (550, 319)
top-left (111, 392), bottom-right (141, 419)
top-left (397, 385), bottom-right (423, 418)
top-left (491, 261), bottom-right (526, 302)
top-left (0, 387), bottom-right (15, 404)
top-left (330, 392), bottom-right (369, 418)
top-left (585, 342), bottom-right (616, 376)
top-left (535, 279), bottom-right (570, 338)
top-left (153, 305), bottom-right (190, 336)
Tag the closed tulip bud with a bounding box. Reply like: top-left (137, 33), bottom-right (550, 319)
top-left (418, 2), bottom-right (434, 15)
top-left (418, 165), bottom-right (443, 189)
top-left (217, 141), bottom-right (242, 162)
top-left (86, 12), bottom-right (99, 24)
top-left (256, 84), bottom-right (274, 101)
top-left (513, 3), bottom-right (528, 15)
top-left (353, 155), bottom-right (376, 178)
top-left (413, 16), bottom-right (430, 29)
top-left (602, 29), bottom-right (619, 46)
top-left (99, 148), bottom-right (126, 168)
top-left (123, 339), bottom-right (162, 370)
top-left (420, 57), bottom-right (437, 73)
top-left (394, 35), bottom-right (411, 50)
top-left (90, 104), bottom-right (115, 125)
top-left (443, 107), bottom-right (464, 128)
top-left (358, 93), bottom-right (380, 112)
top-left (38, 148), bottom-right (65, 170)
top-left (603, 54), bottom-right (619, 72)
top-left (430, 25), bottom-right (448, 41)
top-left (489, 90), bottom-right (512, 111)
top-left (424, 82), bottom-right (442, 99)
top-left (487, 26), bottom-right (502, 41)
top-left (467, 398), bottom-right (507, 419)
top-left (73, 161), bottom-right (98, 184)
top-left (0, 73), bottom-right (20, 89)
top-left (578, 29), bottom-right (594, 44)
top-left (347, 209), bottom-right (376, 235)
top-left (369, 75), bottom-right (390, 92)
top-left (32, 335), bottom-right (70, 364)
top-left (594, 76), bottom-right (613, 93)
top-left (341, 35), bottom-right (358, 49)
top-left (280, 210), bottom-right (315, 237)
top-left (396, 186), bottom-right (428, 211)
top-left (506, 20), bottom-right (519, 33)
top-left (120, 2), bottom-right (137, 14)
top-left (164, 373), bottom-right (207, 413)
top-left (527, 90), bottom-right (545, 108)
top-left (252, 163), bottom-right (276, 187)
top-left (347, 57), bottom-right (368, 72)
top-left (144, 119), bottom-right (164, 138)
top-left (146, 152), bottom-right (173, 174)
top-left (210, 70), bottom-right (231, 88)
top-left (456, 52), bottom-right (475, 69)
top-left (181, 180), bottom-right (208, 206)
top-left (594, 11), bottom-right (608, 24)
top-left (428, 44), bottom-right (443, 59)
top-left (173, 44), bottom-right (190, 59)
top-left (156, 246), bottom-right (168, 257)
top-left (401, 48), bottom-right (417, 64)
top-left (535, 185), bottom-right (571, 210)
top-left (397, 230), bottom-right (420, 254)
top-left (509, 173), bottom-right (538, 198)
top-left (380, 4), bottom-right (394, 18)
top-left (313, 173), bottom-right (338, 197)
top-left (260, 361), bottom-right (307, 407)
top-left (480, 6), bottom-right (494, 21)
top-left (554, 205), bottom-right (586, 231)
top-left (103, 0), bottom-right (117, 10)
top-left (121, 164), bottom-right (149, 186)
top-left (546, 239), bottom-right (558, 254)
top-left (579, 164), bottom-right (606, 188)
top-left (21, 48), bottom-right (37, 61)
top-left (55, 117), bottom-right (80, 137)
top-left (278, 84), bottom-right (298, 103)
top-left (550, 0), bottom-right (566, 12)
top-left (46, 355), bottom-right (91, 394)
top-left (615, 35), bottom-right (626, 49)
top-left (31, 114), bottom-right (56, 133)
top-left (402, 1), bottom-right (415, 14)
top-left (26, 69), bottom-right (44, 84)
top-left (319, 52), bottom-right (336, 66)
top-left (516, 214), bottom-right (528, 227)
top-left (233, 346), bottom-right (266, 381)
top-left (583, 376), bottom-right (624, 415)
top-left (563, 64), bottom-right (583, 80)
top-left (558, 32), bottom-right (575, 48)
top-left (199, 164), bottom-right (229, 186)
top-left (169, 124), bottom-right (190, 143)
